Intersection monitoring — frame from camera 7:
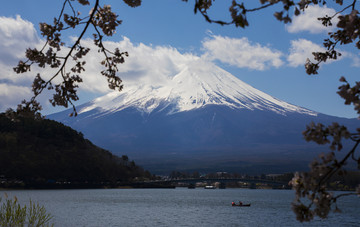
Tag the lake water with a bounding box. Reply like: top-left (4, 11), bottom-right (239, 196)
top-left (1, 188), bottom-right (359, 227)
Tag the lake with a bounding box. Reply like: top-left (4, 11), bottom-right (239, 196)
top-left (1, 188), bottom-right (359, 226)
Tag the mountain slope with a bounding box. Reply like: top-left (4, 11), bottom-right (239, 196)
top-left (0, 113), bottom-right (151, 186)
top-left (49, 62), bottom-right (357, 174)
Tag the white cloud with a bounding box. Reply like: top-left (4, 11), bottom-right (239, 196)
top-left (287, 5), bottom-right (338, 34)
top-left (201, 35), bottom-right (283, 70)
top-left (351, 55), bottom-right (360, 67)
top-left (0, 15), bottom-right (40, 64)
top-left (78, 37), bottom-right (199, 93)
top-left (0, 15), bottom-right (44, 85)
top-left (0, 83), bottom-right (31, 111)
top-left (0, 15), bottom-right (44, 112)
top-left (287, 38), bottom-right (351, 67)
top-left (340, 52), bottom-right (360, 68)
top-left (287, 39), bottom-right (326, 67)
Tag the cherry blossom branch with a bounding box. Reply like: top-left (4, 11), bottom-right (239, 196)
top-left (13, 0), bottom-right (128, 117)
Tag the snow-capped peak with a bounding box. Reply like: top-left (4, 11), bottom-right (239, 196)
top-left (79, 62), bottom-right (317, 116)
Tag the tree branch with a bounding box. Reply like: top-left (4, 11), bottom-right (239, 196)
top-left (317, 139), bottom-right (360, 189)
top-left (29, 0), bottom-right (100, 110)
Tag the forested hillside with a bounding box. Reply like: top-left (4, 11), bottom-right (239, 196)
top-left (0, 112), bottom-right (152, 188)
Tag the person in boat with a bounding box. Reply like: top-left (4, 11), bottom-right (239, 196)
top-left (231, 202), bottom-right (235, 206)
top-left (238, 201), bottom-right (243, 206)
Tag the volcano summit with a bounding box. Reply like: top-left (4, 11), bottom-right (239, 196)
top-left (77, 62), bottom-right (316, 117)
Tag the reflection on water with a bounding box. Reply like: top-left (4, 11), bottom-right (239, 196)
top-left (1, 188), bottom-right (359, 226)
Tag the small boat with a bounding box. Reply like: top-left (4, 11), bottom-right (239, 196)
top-left (232, 203), bottom-right (251, 207)
top-left (231, 202), bottom-right (251, 207)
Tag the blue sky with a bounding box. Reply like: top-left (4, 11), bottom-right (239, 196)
top-left (0, 0), bottom-right (359, 118)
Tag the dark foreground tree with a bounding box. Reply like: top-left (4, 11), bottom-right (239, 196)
top-left (12, 0), bottom-right (360, 222)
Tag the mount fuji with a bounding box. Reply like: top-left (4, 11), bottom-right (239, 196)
top-left (49, 61), bottom-right (357, 174)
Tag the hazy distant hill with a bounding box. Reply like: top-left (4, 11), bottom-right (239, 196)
top-left (49, 62), bottom-right (358, 174)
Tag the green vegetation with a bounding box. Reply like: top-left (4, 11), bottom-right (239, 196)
top-left (0, 112), bottom-right (153, 188)
top-left (0, 194), bottom-right (53, 227)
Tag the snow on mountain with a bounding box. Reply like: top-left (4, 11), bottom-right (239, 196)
top-left (78, 61), bottom-right (316, 117)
